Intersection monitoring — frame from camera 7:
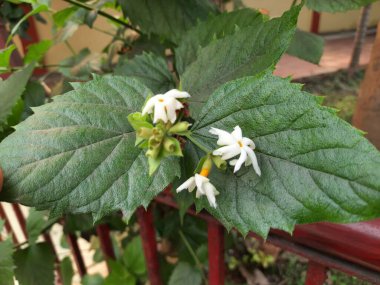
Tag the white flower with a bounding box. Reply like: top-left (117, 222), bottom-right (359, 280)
top-left (210, 126), bottom-right (261, 175)
top-left (142, 89), bottom-right (190, 123)
top-left (176, 174), bottom-right (219, 208)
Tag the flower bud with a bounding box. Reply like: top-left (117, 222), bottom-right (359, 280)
top-left (211, 155), bottom-right (227, 171)
top-left (163, 137), bottom-right (176, 153)
top-left (137, 127), bottom-right (153, 139)
top-left (199, 156), bottom-right (213, 177)
top-left (163, 137), bottom-right (183, 157)
top-left (168, 121), bottom-right (191, 134)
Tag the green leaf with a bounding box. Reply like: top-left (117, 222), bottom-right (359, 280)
top-left (14, 243), bottom-right (55, 285)
top-left (63, 213), bottom-right (95, 233)
top-left (118, 0), bottom-right (218, 44)
top-left (0, 45), bottom-right (16, 71)
top-left (7, 5), bottom-right (49, 45)
top-left (26, 209), bottom-right (46, 245)
top-left (0, 226), bottom-right (14, 285)
top-left (104, 261), bottom-right (136, 285)
top-left (192, 73), bottom-right (380, 237)
top-left (122, 236), bottom-right (146, 276)
top-left (60, 256), bottom-right (74, 285)
top-left (0, 64), bottom-right (34, 131)
top-left (175, 8), bottom-right (265, 75)
top-left (306, 0), bottom-right (378, 12)
top-left (168, 262), bottom-right (202, 285)
top-left (59, 48), bottom-right (92, 80)
top-left (22, 80), bottom-right (46, 120)
top-left (24, 40), bottom-right (52, 64)
top-left (115, 52), bottom-right (176, 94)
top-left (53, 6), bottom-right (78, 28)
top-left (5, 98), bottom-right (25, 128)
top-left (287, 30), bottom-right (324, 64)
top-left (82, 274), bottom-right (104, 285)
top-left (182, 5), bottom-right (301, 119)
top-left (0, 76), bottom-right (180, 222)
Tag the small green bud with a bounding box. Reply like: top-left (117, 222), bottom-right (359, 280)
top-left (137, 127), bottom-right (153, 139)
top-left (168, 121), bottom-right (191, 134)
top-left (149, 137), bottom-right (161, 149)
top-left (212, 155), bottom-right (227, 170)
top-left (163, 137), bottom-right (176, 153)
top-left (162, 137), bottom-right (183, 157)
top-left (146, 146), bottom-right (160, 159)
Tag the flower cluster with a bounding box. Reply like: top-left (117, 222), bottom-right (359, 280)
top-left (129, 89), bottom-right (261, 208)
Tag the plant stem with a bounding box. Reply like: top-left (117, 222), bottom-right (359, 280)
top-left (62, 0), bottom-right (141, 34)
top-left (178, 230), bottom-right (208, 284)
top-left (291, 0), bottom-right (298, 7)
top-left (64, 40), bottom-right (76, 56)
top-left (185, 134), bottom-right (211, 153)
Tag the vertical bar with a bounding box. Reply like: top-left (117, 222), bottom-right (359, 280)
top-left (208, 222), bottom-right (225, 285)
top-left (66, 234), bottom-right (87, 277)
top-left (137, 207), bottom-right (162, 285)
top-left (310, 11), bottom-right (321, 34)
top-left (11, 204), bottom-right (27, 239)
top-left (305, 261), bottom-right (328, 285)
top-left (96, 224), bottom-right (116, 261)
top-left (0, 204), bottom-right (18, 244)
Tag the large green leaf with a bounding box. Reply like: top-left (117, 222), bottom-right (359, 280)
top-left (14, 243), bottom-right (55, 285)
top-left (60, 256), bottom-right (74, 285)
top-left (0, 64), bottom-right (34, 130)
top-left (122, 236), bottom-right (146, 276)
top-left (115, 52), bottom-right (176, 94)
top-left (118, 0), bottom-right (217, 44)
top-left (26, 209), bottom-right (46, 245)
top-left (0, 76), bottom-right (180, 221)
top-left (182, 5), bottom-right (301, 119)
top-left (104, 261), bottom-right (135, 285)
top-left (287, 30), bottom-right (324, 64)
top-left (24, 40), bottom-right (52, 64)
top-left (189, 73), bottom-right (380, 237)
top-left (0, 45), bottom-right (16, 72)
top-left (306, 0), bottom-right (378, 12)
top-left (175, 8), bottom-right (265, 75)
top-left (22, 80), bottom-right (46, 120)
top-left (0, 220), bottom-right (14, 285)
top-left (168, 262), bottom-right (202, 285)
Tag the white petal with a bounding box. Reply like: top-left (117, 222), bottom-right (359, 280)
top-left (204, 182), bottom-right (217, 208)
top-left (244, 146), bottom-right (261, 176)
top-left (153, 103), bottom-right (168, 123)
top-left (213, 144), bottom-right (241, 160)
top-left (174, 100), bottom-right (184, 110)
top-left (142, 97), bottom-right (157, 115)
top-left (233, 149), bottom-right (247, 173)
top-left (209, 127), bottom-right (235, 145)
top-left (242, 137), bottom-right (255, 149)
top-left (166, 99), bottom-right (178, 123)
top-left (165, 89), bottom-right (190, 99)
top-left (176, 177), bottom-right (196, 193)
top-left (231, 126), bottom-right (243, 141)
top-left (229, 159), bottom-right (238, 166)
top-left (195, 174), bottom-right (208, 195)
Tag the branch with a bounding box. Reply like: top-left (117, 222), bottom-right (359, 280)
top-left (62, 0), bottom-right (142, 34)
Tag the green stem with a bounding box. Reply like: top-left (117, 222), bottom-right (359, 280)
top-left (62, 0), bottom-right (141, 34)
top-left (64, 40), bottom-right (76, 56)
top-left (178, 230), bottom-right (208, 284)
top-left (185, 134), bottom-right (211, 153)
top-left (291, 0), bottom-right (298, 7)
